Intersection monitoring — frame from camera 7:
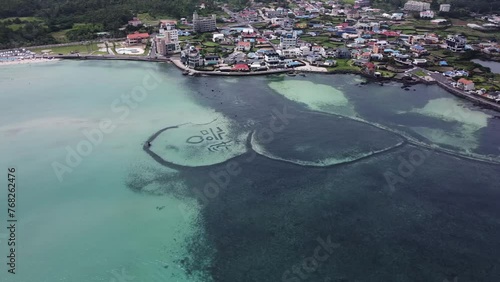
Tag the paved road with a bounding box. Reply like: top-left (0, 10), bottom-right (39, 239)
top-left (149, 40), bottom-right (156, 58)
top-left (410, 67), bottom-right (500, 110)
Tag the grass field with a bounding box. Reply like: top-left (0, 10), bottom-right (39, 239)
top-left (136, 13), bottom-right (175, 26)
top-left (203, 41), bottom-right (220, 47)
top-left (328, 59), bottom-right (360, 72)
top-left (2, 17), bottom-right (46, 31)
top-left (50, 29), bottom-right (72, 43)
top-left (438, 26), bottom-right (500, 41)
top-left (414, 70), bottom-right (427, 77)
top-left (7, 24), bottom-right (23, 31)
top-left (28, 43), bottom-right (103, 55)
top-left (0, 17), bottom-right (41, 23)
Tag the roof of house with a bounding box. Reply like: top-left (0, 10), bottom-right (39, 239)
top-left (382, 31), bottom-right (400, 37)
top-left (238, 41), bottom-right (251, 46)
top-left (365, 62), bottom-right (376, 69)
top-left (160, 20), bottom-right (177, 24)
top-left (127, 32), bottom-right (150, 40)
top-left (232, 64), bottom-right (249, 70)
top-left (458, 78), bottom-right (474, 85)
top-left (242, 32), bottom-right (258, 38)
top-left (205, 55), bottom-right (220, 60)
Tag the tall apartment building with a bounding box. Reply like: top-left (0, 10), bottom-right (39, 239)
top-left (193, 12), bottom-right (217, 33)
top-left (439, 4), bottom-right (451, 12)
top-left (155, 36), bottom-right (166, 55)
top-left (155, 26), bottom-right (180, 55)
top-left (404, 1), bottom-right (431, 11)
top-left (280, 31), bottom-right (298, 50)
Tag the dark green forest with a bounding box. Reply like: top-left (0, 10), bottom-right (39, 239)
top-left (0, 0), bottom-right (216, 49)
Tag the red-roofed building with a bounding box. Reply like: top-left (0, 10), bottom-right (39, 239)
top-left (457, 78), bottom-right (475, 91)
top-left (160, 20), bottom-right (177, 29)
top-left (256, 38), bottom-right (267, 44)
top-left (236, 41), bottom-right (251, 52)
top-left (127, 32), bottom-right (150, 45)
top-left (241, 32), bottom-right (258, 43)
top-left (232, 64), bottom-right (250, 72)
top-left (363, 62), bottom-right (376, 75)
top-left (381, 31), bottom-right (400, 37)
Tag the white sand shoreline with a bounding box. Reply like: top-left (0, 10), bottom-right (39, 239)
top-left (0, 58), bottom-right (60, 67)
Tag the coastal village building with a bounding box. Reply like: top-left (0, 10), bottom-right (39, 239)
top-left (264, 52), bottom-right (280, 65)
top-left (164, 28), bottom-right (180, 54)
top-left (457, 78), bottom-right (475, 91)
top-left (182, 46), bottom-right (203, 68)
top-left (193, 12), bottom-right (217, 33)
top-left (439, 4), bottom-right (451, 12)
top-left (280, 32), bottom-right (298, 49)
top-left (155, 37), bottom-right (166, 55)
top-left (404, 1), bottom-right (431, 12)
top-left (236, 41), bottom-right (251, 52)
top-left (204, 55), bottom-right (221, 66)
top-left (420, 10), bottom-right (434, 18)
top-left (160, 20), bottom-right (177, 30)
top-left (278, 48), bottom-right (301, 58)
top-left (126, 32), bottom-right (149, 45)
top-left (446, 35), bottom-right (467, 52)
top-left (155, 25), bottom-right (180, 55)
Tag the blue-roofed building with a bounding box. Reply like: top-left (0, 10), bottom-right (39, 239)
top-left (354, 38), bottom-right (366, 44)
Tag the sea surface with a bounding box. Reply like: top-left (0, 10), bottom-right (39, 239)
top-left (1, 61), bottom-right (500, 282)
top-left (472, 59), bottom-right (500, 74)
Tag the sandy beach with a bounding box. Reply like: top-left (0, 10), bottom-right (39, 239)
top-left (0, 58), bottom-right (60, 67)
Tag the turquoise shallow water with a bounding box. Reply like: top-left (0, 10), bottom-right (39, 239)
top-left (0, 61), bottom-right (216, 282)
top-left (1, 61), bottom-right (500, 282)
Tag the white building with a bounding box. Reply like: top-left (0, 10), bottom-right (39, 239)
top-left (277, 48), bottom-right (301, 58)
top-left (420, 10), bottom-right (435, 18)
top-left (404, 1), bottom-right (431, 12)
top-left (264, 52), bottom-right (280, 64)
top-left (184, 47), bottom-right (202, 68)
top-left (439, 4), bottom-right (451, 12)
top-left (280, 32), bottom-right (298, 50)
top-left (156, 26), bottom-right (180, 55)
top-left (391, 13), bottom-right (404, 20)
top-left (213, 33), bottom-right (224, 42)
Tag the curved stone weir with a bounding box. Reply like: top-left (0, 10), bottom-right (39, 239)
top-left (248, 110), bottom-right (406, 167)
top-left (144, 119), bottom-right (250, 168)
top-left (305, 110), bottom-right (500, 166)
top-left (144, 113), bottom-right (500, 170)
top-left (250, 132), bottom-right (406, 167)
